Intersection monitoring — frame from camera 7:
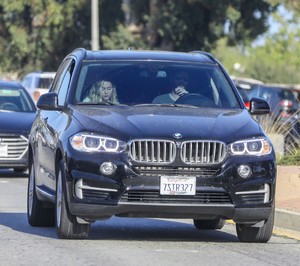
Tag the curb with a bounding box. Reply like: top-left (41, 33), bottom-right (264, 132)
top-left (275, 208), bottom-right (300, 232)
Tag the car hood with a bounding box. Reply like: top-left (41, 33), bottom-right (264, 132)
top-left (0, 111), bottom-right (36, 135)
top-left (71, 106), bottom-right (263, 143)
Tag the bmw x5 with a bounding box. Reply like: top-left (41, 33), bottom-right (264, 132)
top-left (27, 48), bottom-right (276, 242)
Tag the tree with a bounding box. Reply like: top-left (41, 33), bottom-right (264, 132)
top-left (121, 0), bottom-right (278, 51)
top-left (0, 0), bottom-right (92, 75)
top-left (246, 9), bottom-right (300, 83)
top-left (0, 0), bottom-right (280, 76)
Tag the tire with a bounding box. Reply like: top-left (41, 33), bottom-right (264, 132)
top-left (236, 205), bottom-right (274, 243)
top-left (193, 218), bottom-right (225, 230)
top-left (27, 161), bottom-right (55, 227)
top-left (56, 160), bottom-right (90, 239)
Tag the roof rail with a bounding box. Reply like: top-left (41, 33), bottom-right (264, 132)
top-left (189, 50), bottom-right (217, 63)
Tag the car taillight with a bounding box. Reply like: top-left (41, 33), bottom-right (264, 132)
top-left (280, 100), bottom-right (293, 108)
top-left (244, 101), bottom-right (250, 109)
top-left (33, 91), bottom-right (41, 102)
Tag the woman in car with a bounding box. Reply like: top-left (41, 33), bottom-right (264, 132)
top-left (83, 79), bottom-right (118, 103)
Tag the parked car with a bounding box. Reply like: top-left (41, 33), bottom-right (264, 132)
top-left (236, 85), bottom-right (250, 109)
top-left (0, 80), bottom-right (37, 172)
top-left (27, 48), bottom-right (275, 242)
top-left (21, 71), bottom-right (55, 102)
top-left (248, 84), bottom-right (299, 119)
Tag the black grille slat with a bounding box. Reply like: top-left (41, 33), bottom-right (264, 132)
top-left (121, 190), bottom-right (231, 204)
top-left (82, 189), bottom-right (109, 200)
top-left (134, 166), bottom-right (219, 177)
top-left (240, 194), bottom-right (265, 204)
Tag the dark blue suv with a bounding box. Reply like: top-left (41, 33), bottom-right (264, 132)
top-left (27, 48), bottom-right (275, 242)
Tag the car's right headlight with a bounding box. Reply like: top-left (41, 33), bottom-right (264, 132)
top-left (70, 133), bottom-right (127, 153)
top-left (229, 138), bottom-right (272, 156)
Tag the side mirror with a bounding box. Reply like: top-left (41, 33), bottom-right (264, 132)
top-left (36, 92), bottom-right (62, 111)
top-left (249, 97), bottom-right (270, 115)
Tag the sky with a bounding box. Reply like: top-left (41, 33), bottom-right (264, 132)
top-left (253, 5), bottom-right (294, 46)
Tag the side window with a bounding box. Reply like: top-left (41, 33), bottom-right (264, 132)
top-left (51, 58), bottom-right (74, 106)
top-left (57, 63), bottom-right (74, 106)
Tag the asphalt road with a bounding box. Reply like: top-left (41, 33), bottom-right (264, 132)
top-left (0, 169), bottom-right (299, 266)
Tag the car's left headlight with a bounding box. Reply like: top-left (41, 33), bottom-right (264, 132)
top-left (70, 133), bottom-right (127, 153)
top-left (229, 138), bottom-right (272, 156)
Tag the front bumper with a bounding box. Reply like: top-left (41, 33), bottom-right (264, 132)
top-left (0, 155), bottom-right (29, 169)
top-left (65, 152), bottom-right (276, 224)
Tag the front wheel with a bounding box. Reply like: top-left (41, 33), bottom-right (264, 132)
top-left (27, 160), bottom-right (55, 227)
top-left (236, 205), bottom-right (275, 243)
top-left (56, 160), bottom-right (90, 239)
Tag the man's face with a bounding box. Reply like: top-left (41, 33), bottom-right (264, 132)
top-left (174, 72), bottom-right (189, 87)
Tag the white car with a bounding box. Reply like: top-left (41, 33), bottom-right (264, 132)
top-left (21, 72), bottom-right (56, 102)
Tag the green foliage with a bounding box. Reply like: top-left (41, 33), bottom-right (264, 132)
top-left (101, 24), bottom-right (148, 50)
top-left (277, 149), bottom-right (300, 165)
top-left (0, 0), bottom-right (293, 78)
top-left (212, 3), bottom-right (300, 83)
top-left (0, 0), bottom-right (91, 75)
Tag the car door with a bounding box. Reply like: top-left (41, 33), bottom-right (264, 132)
top-left (37, 59), bottom-right (74, 191)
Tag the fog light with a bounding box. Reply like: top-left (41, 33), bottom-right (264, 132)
top-left (100, 162), bottom-right (116, 175)
top-left (237, 165), bottom-right (252, 178)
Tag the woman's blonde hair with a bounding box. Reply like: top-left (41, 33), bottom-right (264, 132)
top-left (86, 80), bottom-right (119, 103)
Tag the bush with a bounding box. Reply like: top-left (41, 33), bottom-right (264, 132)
top-left (254, 111), bottom-right (300, 156)
top-left (277, 149), bottom-right (300, 165)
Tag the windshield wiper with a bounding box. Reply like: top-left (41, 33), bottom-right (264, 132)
top-left (77, 102), bottom-right (125, 106)
top-left (133, 103), bottom-right (198, 108)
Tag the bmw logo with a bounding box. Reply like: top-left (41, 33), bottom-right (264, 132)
top-left (173, 133), bottom-right (183, 139)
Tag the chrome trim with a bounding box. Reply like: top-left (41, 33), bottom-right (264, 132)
top-left (75, 179), bottom-right (117, 199)
top-left (180, 140), bottom-right (226, 165)
top-left (128, 139), bottom-right (176, 164)
top-left (235, 184), bottom-right (270, 203)
top-left (0, 135), bottom-right (28, 160)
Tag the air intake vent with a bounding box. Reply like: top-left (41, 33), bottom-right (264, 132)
top-left (120, 190), bottom-right (232, 204)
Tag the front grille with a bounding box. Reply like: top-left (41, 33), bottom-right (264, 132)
top-left (120, 190), bottom-right (232, 204)
top-left (181, 141), bottom-right (226, 164)
top-left (134, 166), bottom-right (219, 177)
top-left (0, 135), bottom-right (28, 160)
top-left (128, 139), bottom-right (227, 165)
top-left (128, 140), bottom-right (176, 164)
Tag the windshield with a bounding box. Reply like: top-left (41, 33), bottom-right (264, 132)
top-left (0, 87), bottom-right (35, 112)
top-left (75, 61), bottom-right (240, 108)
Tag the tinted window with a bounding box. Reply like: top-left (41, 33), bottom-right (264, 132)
top-left (36, 77), bottom-right (53, 89)
top-left (0, 87), bottom-right (35, 112)
top-left (75, 61), bottom-right (240, 108)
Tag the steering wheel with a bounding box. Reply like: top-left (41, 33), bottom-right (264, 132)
top-left (175, 93), bottom-right (216, 107)
top-left (0, 102), bottom-right (20, 111)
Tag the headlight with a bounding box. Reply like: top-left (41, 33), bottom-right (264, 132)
top-left (229, 138), bottom-right (272, 156)
top-left (70, 133), bottom-right (127, 153)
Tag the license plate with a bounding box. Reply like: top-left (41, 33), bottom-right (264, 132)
top-left (160, 176), bottom-right (196, 195)
top-left (0, 144), bottom-right (8, 157)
